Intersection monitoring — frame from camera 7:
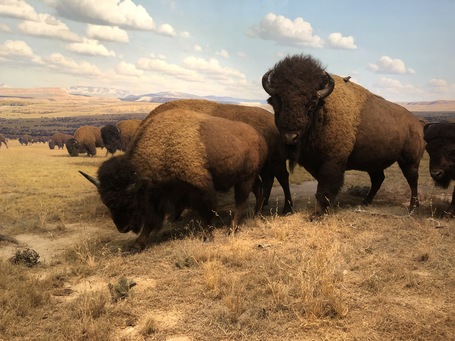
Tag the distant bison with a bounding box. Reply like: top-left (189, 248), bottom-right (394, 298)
top-left (0, 133), bottom-right (7, 149)
top-left (424, 122), bottom-right (455, 216)
top-left (101, 119), bottom-right (142, 155)
top-left (150, 99), bottom-right (293, 213)
top-left (262, 54), bottom-right (425, 217)
top-left (66, 126), bottom-right (104, 157)
top-left (49, 132), bottom-right (73, 150)
top-left (18, 134), bottom-right (32, 145)
top-left (80, 109), bottom-right (268, 251)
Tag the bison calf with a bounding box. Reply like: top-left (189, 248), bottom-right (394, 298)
top-left (424, 122), bottom-right (455, 216)
top-left (80, 109), bottom-right (268, 251)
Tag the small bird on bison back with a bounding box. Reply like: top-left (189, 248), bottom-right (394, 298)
top-left (262, 53), bottom-right (425, 219)
top-left (79, 109), bottom-right (268, 252)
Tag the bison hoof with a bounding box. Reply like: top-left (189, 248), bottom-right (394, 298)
top-left (281, 205), bottom-right (294, 215)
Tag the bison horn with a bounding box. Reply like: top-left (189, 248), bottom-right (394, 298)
top-left (317, 72), bottom-right (335, 99)
top-left (343, 76), bottom-right (351, 82)
top-left (79, 171), bottom-right (100, 188)
top-left (262, 70), bottom-right (275, 95)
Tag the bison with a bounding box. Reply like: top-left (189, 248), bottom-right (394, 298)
top-left (149, 99), bottom-right (293, 213)
top-left (423, 122), bottom-right (455, 216)
top-left (49, 132), bottom-right (73, 150)
top-left (18, 134), bottom-right (32, 145)
top-left (101, 119), bottom-right (142, 155)
top-left (262, 54), bottom-right (425, 217)
top-left (0, 133), bottom-right (7, 149)
top-left (80, 109), bottom-right (268, 251)
top-left (66, 126), bottom-right (104, 157)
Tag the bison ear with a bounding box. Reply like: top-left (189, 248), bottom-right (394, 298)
top-left (317, 72), bottom-right (335, 99)
top-left (79, 171), bottom-right (100, 188)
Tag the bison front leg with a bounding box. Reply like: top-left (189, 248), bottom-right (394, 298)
top-left (231, 177), bottom-right (257, 233)
top-left (444, 186), bottom-right (455, 217)
top-left (398, 161), bottom-right (420, 211)
top-left (131, 209), bottom-right (165, 252)
top-left (313, 164), bottom-right (345, 219)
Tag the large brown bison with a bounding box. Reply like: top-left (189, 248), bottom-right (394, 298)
top-left (49, 132), bottom-right (73, 150)
top-left (80, 109), bottom-right (268, 251)
top-left (66, 126), bottom-right (104, 157)
top-left (149, 99), bottom-right (293, 213)
top-left (0, 133), bottom-right (7, 149)
top-left (101, 119), bottom-right (142, 155)
top-left (262, 54), bottom-right (425, 217)
top-left (424, 122), bottom-right (455, 216)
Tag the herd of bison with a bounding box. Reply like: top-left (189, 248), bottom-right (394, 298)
top-left (1, 54), bottom-right (454, 252)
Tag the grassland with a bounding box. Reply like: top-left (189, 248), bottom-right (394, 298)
top-left (0, 95), bottom-right (454, 340)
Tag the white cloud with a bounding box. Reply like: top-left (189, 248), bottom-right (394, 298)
top-left (86, 24), bottom-right (129, 43)
top-left (115, 61), bottom-right (143, 76)
top-left (327, 32), bottom-right (357, 50)
top-left (193, 44), bottom-right (203, 52)
top-left (18, 13), bottom-right (81, 42)
top-left (44, 53), bottom-right (102, 75)
top-left (157, 23), bottom-right (176, 37)
top-left (368, 56), bottom-right (414, 74)
top-left (216, 49), bottom-right (230, 59)
top-left (67, 38), bottom-right (116, 57)
top-left (248, 13), bottom-right (323, 48)
top-left (136, 56), bottom-right (202, 81)
top-left (0, 40), bottom-right (42, 64)
top-left (0, 24), bottom-right (11, 32)
top-left (0, 0), bottom-right (39, 21)
top-left (429, 78), bottom-right (448, 87)
top-left (181, 31), bottom-right (190, 38)
top-left (182, 56), bottom-right (247, 84)
top-left (54, 0), bottom-right (155, 30)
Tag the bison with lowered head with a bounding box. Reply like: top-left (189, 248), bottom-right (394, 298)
top-left (80, 109), bottom-right (268, 251)
top-left (424, 122), bottom-right (455, 216)
top-left (149, 99), bottom-right (293, 214)
top-left (101, 119), bottom-right (142, 155)
top-left (262, 54), bottom-right (425, 217)
top-left (49, 132), bottom-right (72, 150)
top-left (66, 126), bottom-right (104, 157)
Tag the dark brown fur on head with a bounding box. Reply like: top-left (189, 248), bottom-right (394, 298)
top-left (97, 155), bottom-right (144, 233)
top-left (266, 54), bottom-right (329, 135)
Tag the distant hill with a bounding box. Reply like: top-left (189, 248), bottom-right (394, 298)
top-left (398, 100), bottom-right (455, 112)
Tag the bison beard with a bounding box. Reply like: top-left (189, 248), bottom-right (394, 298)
top-left (263, 54), bottom-right (425, 218)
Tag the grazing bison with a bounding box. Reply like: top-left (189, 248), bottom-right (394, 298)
top-left (149, 99), bottom-right (293, 213)
top-left (101, 119), bottom-right (142, 155)
top-left (0, 133), bottom-right (7, 149)
top-left (18, 134), bottom-right (32, 145)
top-left (66, 126), bottom-right (104, 157)
top-left (423, 122), bottom-right (455, 216)
top-left (262, 54), bottom-right (425, 217)
top-left (80, 109), bottom-right (268, 251)
top-left (49, 132), bottom-right (73, 150)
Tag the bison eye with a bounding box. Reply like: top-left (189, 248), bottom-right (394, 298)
top-left (268, 96), bottom-right (282, 115)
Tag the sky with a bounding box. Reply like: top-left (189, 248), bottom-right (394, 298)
top-left (0, 0), bottom-right (454, 102)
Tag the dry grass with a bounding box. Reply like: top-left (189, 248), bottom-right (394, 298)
top-left (1, 134), bottom-right (455, 340)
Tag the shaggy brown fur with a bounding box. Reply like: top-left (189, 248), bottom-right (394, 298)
top-left (66, 126), bottom-right (104, 157)
top-left (0, 133), bottom-right (8, 149)
top-left (48, 132), bottom-right (72, 150)
top-left (81, 109), bottom-right (268, 251)
top-left (18, 134), bottom-right (32, 145)
top-left (424, 122), bottom-right (455, 216)
top-left (263, 54), bottom-right (425, 216)
top-left (149, 99), bottom-right (293, 213)
top-left (102, 119), bottom-right (142, 156)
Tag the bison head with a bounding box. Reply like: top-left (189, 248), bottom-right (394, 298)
top-left (80, 156), bottom-right (145, 234)
top-left (262, 54), bottom-right (334, 146)
top-left (101, 125), bottom-right (122, 154)
top-left (66, 138), bottom-right (80, 156)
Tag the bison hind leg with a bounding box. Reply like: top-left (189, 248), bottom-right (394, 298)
top-left (398, 161), bottom-right (420, 210)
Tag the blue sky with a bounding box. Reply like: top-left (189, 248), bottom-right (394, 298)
top-left (0, 0), bottom-right (454, 102)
